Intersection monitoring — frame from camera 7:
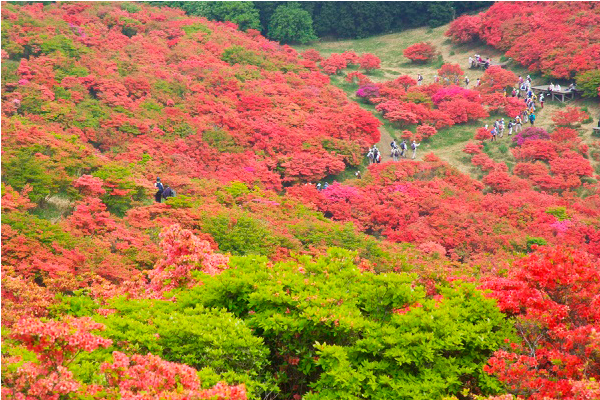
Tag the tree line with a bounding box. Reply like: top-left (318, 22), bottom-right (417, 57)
top-left (147, 1), bottom-right (491, 44)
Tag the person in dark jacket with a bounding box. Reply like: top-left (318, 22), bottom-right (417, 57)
top-left (154, 177), bottom-right (164, 203)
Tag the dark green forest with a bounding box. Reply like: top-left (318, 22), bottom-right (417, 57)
top-left (147, 1), bottom-right (491, 43)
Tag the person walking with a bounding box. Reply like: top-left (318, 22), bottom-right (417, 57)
top-left (400, 140), bottom-right (407, 158)
top-left (540, 93), bottom-right (544, 109)
top-left (491, 127), bottom-right (497, 142)
top-left (507, 119), bottom-right (513, 136)
top-left (411, 140), bottom-right (420, 159)
top-left (154, 177), bottom-right (164, 203)
top-left (417, 74), bottom-right (423, 86)
top-left (464, 76), bottom-right (470, 88)
top-left (515, 115), bottom-right (522, 133)
top-left (529, 113), bottom-right (536, 126)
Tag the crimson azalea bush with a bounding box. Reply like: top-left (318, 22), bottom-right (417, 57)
top-left (403, 42), bottom-right (437, 63)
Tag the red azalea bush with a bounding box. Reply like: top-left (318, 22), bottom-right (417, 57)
top-left (551, 106), bottom-right (591, 128)
top-left (359, 53), bottom-right (381, 72)
top-left (403, 42), bottom-right (438, 63)
top-left (437, 63), bottom-right (464, 85)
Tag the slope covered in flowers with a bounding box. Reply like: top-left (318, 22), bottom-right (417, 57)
top-left (445, 2), bottom-right (600, 78)
top-left (2, 2), bottom-right (600, 400)
top-left (2, 2), bottom-right (380, 192)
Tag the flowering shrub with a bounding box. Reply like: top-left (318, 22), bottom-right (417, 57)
top-left (358, 53), bottom-right (381, 72)
top-left (403, 42), bottom-right (437, 63)
top-left (437, 63), bottom-right (464, 85)
top-left (512, 127), bottom-right (550, 146)
top-left (551, 106), bottom-right (591, 128)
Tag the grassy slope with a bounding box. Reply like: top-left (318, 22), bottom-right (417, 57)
top-left (295, 24), bottom-right (600, 178)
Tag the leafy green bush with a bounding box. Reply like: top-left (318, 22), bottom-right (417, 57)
top-left (177, 248), bottom-right (513, 399)
top-left (526, 236), bottom-right (547, 252)
top-left (164, 194), bottom-right (193, 209)
top-left (221, 45), bottom-right (273, 70)
top-left (3, 211), bottom-right (77, 249)
top-left (575, 70), bottom-right (600, 98)
top-left (204, 212), bottom-right (283, 256)
top-left (545, 206), bottom-right (569, 221)
top-left (92, 163), bottom-right (146, 216)
top-left (1, 146), bottom-right (63, 202)
top-left (40, 35), bottom-right (87, 59)
top-left (202, 128), bottom-right (244, 153)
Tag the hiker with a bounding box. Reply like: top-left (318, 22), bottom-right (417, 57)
top-left (515, 115), bottom-right (522, 133)
top-left (411, 141), bottom-right (420, 159)
top-left (323, 182), bottom-right (329, 190)
top-left (417, 74), bottom-right (423, 86)
top-left (529, 113), bottom-right (536, 126)
top-left (476, 78), bottom-right (481, 87)
top-left (507, 119), bottom-right (514, 136)
top-left (499, 118), bottom-right (505, 138)
top-left (540, 93), bottom-right (544, 109)
top-left (154, 177), bottom-right (164, 203)
top-left (491, 127), bottom-right (497, 142)
top-left (400, 140), bottom-right (407, 158)
top-left (162, 186), bottom-right (176, 200)
top-left (518, 75), bottom-right (523, 85)
top-left (390, 140), bottom-right (397, 150)
top-left (355, 170), bottom-right (362, 179)
top-left (317, 183), bottom-right (322, 191)
top-left (468, 56), bottom-right (474, 68)
top-left (464, 76), bottom-right (470, 88)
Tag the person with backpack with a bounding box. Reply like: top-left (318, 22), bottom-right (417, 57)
top-left (417, 74), bottom-right (423, 86)
top-left (490, 127), bottom-right (497, 142)
top-left (507, 119), bottom-right (513, 136)
top-left (529, 113), bottom-right (536, 125)
top-left (515, 115), bottom-right (522, 133)
top-left (154, 177), bottom-right (164, 203)
top-left (411, 141), bottom-right (420, 159)
top-left (400, 140), bottom-right (407, 158)
top-left (464, 76), bottom-right (470, 88)
top-left (162, 186), bottom-right (176, 200)
top-left (539, 93), bottom-right (544, 109)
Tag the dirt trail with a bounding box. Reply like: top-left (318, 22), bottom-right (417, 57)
top-left (376, 126), bottom-right (395, 162)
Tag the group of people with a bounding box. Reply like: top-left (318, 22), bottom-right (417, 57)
top-left (548, 82), bottom-right (576, 93)
top-left (154, 177), bottom-right (176, 203)
top-left (367, 145), bottom-right (382, 164)
top-left (389, 139), bottom-right (421, 160)
top-left (469, 54), bottom-right (492, 70)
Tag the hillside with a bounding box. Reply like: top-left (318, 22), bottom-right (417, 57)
top-left (2, 2), bottom-right (600, 400)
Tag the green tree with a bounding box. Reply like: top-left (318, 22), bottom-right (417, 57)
top-left (268, 2), bottom-right (317, 44)
top-left (170, 1), bottom-right (261, 31)
top-left (576, 69), bottom-right (600, 98)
